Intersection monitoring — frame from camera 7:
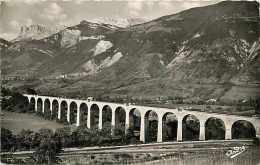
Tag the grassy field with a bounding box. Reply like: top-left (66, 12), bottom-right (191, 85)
top-left (1, 111), bottom-right (64, 134)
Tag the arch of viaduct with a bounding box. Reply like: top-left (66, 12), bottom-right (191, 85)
top-left (24, 94), bottom-right (260, 143)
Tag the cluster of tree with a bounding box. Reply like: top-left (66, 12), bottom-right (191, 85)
top-left (1, 87), bottom-right (31, 113)
top-left (55, 125), bottom-right (138, 148)
top-left (1, 125), bottom-right (138, 163)
top-left (1, 128), bottom-right (61, 164)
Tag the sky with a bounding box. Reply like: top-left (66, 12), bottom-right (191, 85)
top-left (0, 0), bottom-right (256, 41)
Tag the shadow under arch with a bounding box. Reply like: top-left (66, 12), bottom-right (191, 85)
top-left (115, 106), bottom-right (126, 136)
top-left (182, 114), bottom-right (200, 141)
top-left (60, 101), bottom-right (68, 123)
top-left (129, 108), bottom-right (141, 142)
top-left (52, 100), bottom-right (59, 120)
top-left (29, 97), bottom-right (36, 112)
top-left (44, 99), bottom-right (51, 119)
top-left (145, 110), bottom-right (158, 143)
top-left (162, 112), bottom-right (178, 142)
top-left (232, 120), bottom-right (256, 139)
top-left (36, 98), bottom-right (43, 114)
top-left (69, 101), bottom-right (77, 124)
top-left (102, 105), bottom-right (112, 133)
top-left (90, 104), bottom-right (99, 129)
top-left (79, 103), bottom-right (88, 126)
top-left (205, 117), bottom-right (225, 140)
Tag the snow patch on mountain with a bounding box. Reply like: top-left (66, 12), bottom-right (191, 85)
top-left (93, 40), bottom-right (113, 56)
top-left (169, 50), bottom-right (190, 65)
top-left (60, 29), bottom-right (81, 47)
top-left (90, 17), bottom-right (148, 28)
top-left (82, 60), bottom-right (98, 74)
top-left (167, 42), bottom-right (190, 68)
top-left (34, 49), bottom-right (54, 57)
top-left (232, 39), bottom-right (253, 64)
top-left (88, 23), bottom-right (115, 29)
top-left (82, 52), bottom-right (123, 75)
top-left (79, 35), bottom-right (105, 41)
top-left (248, 40), bottom-right (260, 61)
top-left (159, 60), bottom-right (165, 65)
top-left (99, 52), bottom-right (123, 68)
top-left (193, 33), bottom-right (201, 39)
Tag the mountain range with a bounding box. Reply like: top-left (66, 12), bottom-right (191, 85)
top-left (1, 1), bottom-right (260, 103)
top-left (13, 24), bottom-right (67, 42)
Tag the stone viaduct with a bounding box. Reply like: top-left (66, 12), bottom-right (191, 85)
top-left (24, 94), bottom-right (260, 143)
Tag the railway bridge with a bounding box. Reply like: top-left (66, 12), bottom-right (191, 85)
top-left (24, 94), bottom-right (260, 143)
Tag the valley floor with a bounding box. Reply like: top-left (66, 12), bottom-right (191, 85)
top-left (1, 111), bottom-right (64, 134)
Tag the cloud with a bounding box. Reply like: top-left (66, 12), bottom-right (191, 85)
top-left (24, 0), bottom-right (41, 4)
top-left (182, 2), bottom-right (201, 10)
top-left (25, 18), bottom-right (33, 26)
top-left (10, 20), bottom-right (20, 30)
top-left (48, 3), bottom-right (62, 15)
top-left (158, 1), bottom-right (174, 11)
top-left (6, 0), bottom-right (42, 5)
top-left (145, 1), bottom-right (155, 9)
top-left (128, 1), bottom-right (143, 11)
top-left (40, 2), bottom-right (66, 22)
top-left (74, 0), bottom-right (84, 5)
top-left (127, 1), bottom-right (143, 17)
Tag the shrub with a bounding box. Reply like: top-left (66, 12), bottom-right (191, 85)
top-left (1, 128), bottom-right (16, 152)
top-left (33, 136), bottom-right (61, 164)
top-left (1, 87), bottom-right (30, 113)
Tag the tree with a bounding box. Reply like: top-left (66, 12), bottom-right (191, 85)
top-left (26, 88), bottom-right (37, 95)
top-left (33, 137), bottom-right (61, 164)
top-left (73, 126), bottom-right (92, 146)
top-left (1, 128), bottom-right (16, 151)
top-left (38, 128), bottom-right (53, 139)
top-left (54, 127), bottom-right (73, 148)
top-left (1, 87), bottom-right (29, 113)
top-left (17, 129), bottom-right (35, 150)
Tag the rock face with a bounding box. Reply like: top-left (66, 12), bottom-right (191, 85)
top-left (60, 29), bottom-right (81, 48)
top-left (14, 24), bottom-right (66, 41)
top-left (2, 1), bottom-right (260, 102)
top-left (0, 38), bottom-right (10, 48)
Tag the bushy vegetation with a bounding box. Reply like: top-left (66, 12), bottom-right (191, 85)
top-left (1, 125), bottom-right (138, 164)
top-left (1, 118), bottom-right (138, 152)
top-left (1, 127), bottom-right (61, 164)
top-left (1, 87), bottom-right (32, 113)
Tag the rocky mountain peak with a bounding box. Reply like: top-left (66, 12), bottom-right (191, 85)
top-left (89, 17), bottom-right (148, 28)
top-left (13, 24), bottom-right (66, 42)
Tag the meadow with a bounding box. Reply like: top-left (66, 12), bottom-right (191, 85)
top-left (1, 111), bottom-right (64, 134)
